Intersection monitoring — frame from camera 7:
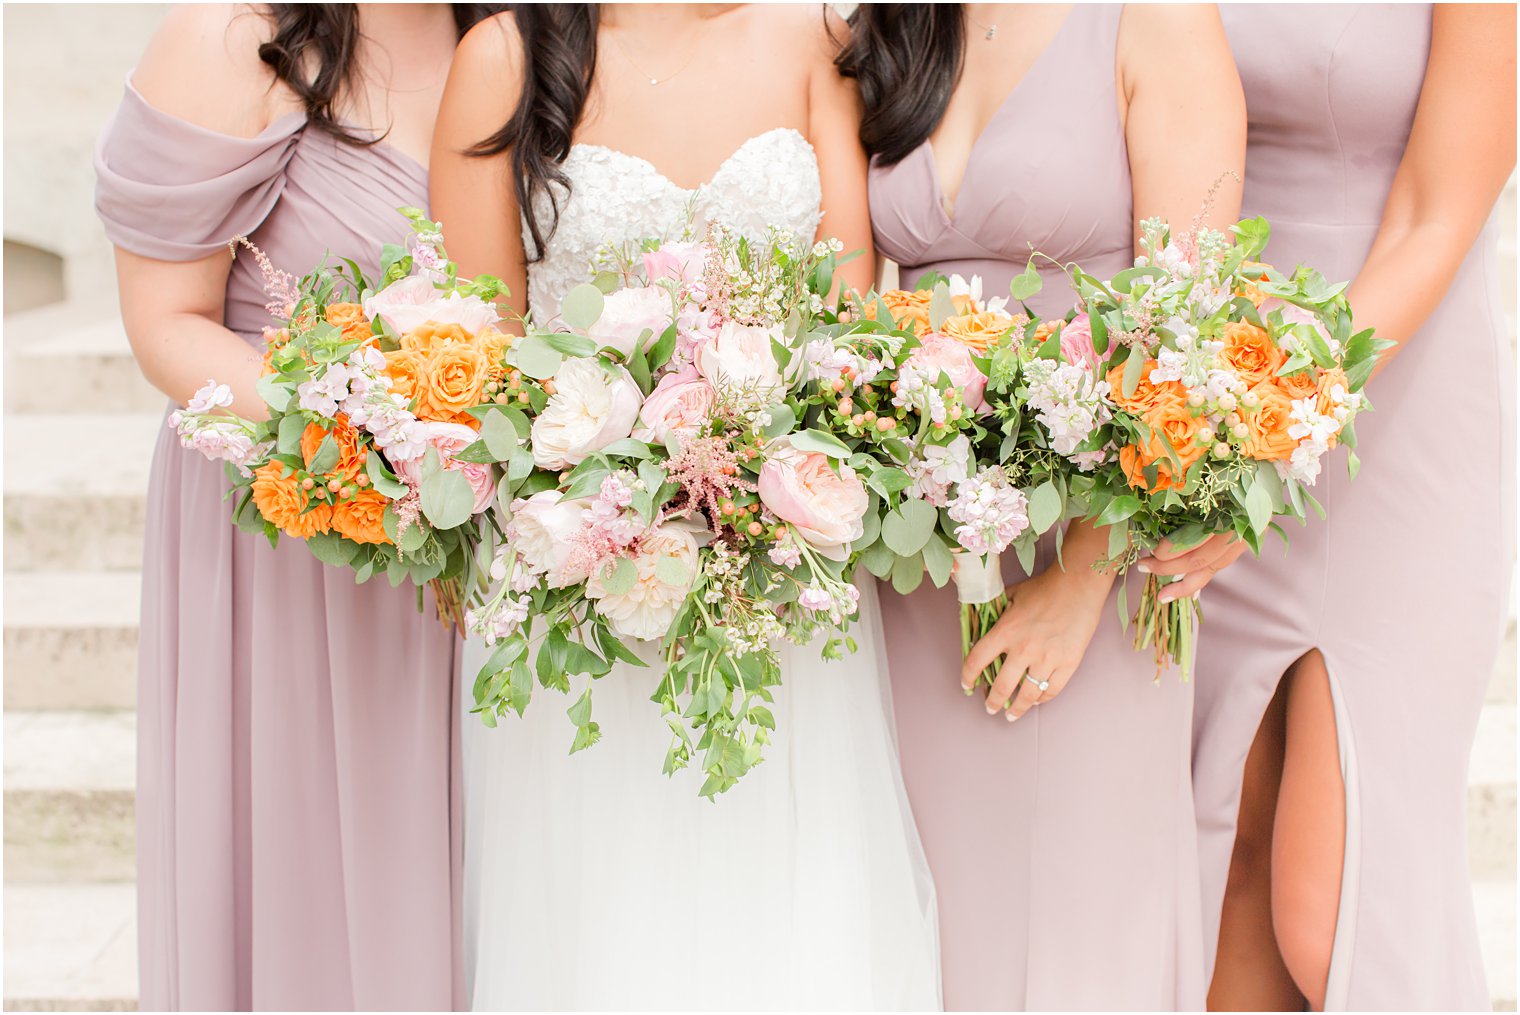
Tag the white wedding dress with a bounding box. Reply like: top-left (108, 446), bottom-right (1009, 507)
top-left (460, 129), bottom-right (941, 1011)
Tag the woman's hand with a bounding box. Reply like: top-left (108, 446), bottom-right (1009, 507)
top-left (961, 520), bottom-right (1115, 722)
top-left (1137, 533), bottom-right (1248, 602)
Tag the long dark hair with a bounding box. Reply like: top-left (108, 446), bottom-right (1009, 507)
top-left (468, 4), bottom-right (600, 262)
top-left (257, 3), bottom-right (503, 143)
top-left (836, 4), bottom-right (965, 166)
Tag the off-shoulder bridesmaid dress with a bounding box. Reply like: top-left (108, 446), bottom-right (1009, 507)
top-left (1193, 5), bottom-right (1514, 1009)
top-left (868, 6), bottom-right (1206, 1009)
top-left (95, 81), bottom-right (462, 1010)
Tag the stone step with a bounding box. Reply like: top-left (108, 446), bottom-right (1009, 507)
top-left (4, 306), bottom-right (162, 414)
top-left (4, 413), bottom-right (159, 572)
top-left (4, 573), bottom-right (138, 711)
top-left (4, 711), bottom-right (135, 883)
top-left (2, 882), bottom-right (136, 1012)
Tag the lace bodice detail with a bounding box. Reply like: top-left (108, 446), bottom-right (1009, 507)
top-left (523, 127), bottom-right (822, 325)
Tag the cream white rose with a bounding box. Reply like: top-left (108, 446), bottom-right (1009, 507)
top-left (530, 357), bottom-right (643, 470)
top-left (509, 491), bottom-right (589, 588)
top-left (587, 520), bottom-right (701, 640)
top-left (588, 287), bottom-right (673, 359)
top-left (695, 320), bottom-right (784, 406)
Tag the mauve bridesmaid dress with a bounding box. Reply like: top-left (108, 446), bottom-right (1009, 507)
top-left (1192, 6), bottom-right (1514, 1009)
top-left (94, 81), bottom-right (463, 1011)
top-left (869, 7), bottom-right (1206, 1009)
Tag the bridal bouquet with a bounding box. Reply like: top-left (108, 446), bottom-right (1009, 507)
top-left (1019, 214), bottom-right (1384, 678)
top-left (464, 226), bottom-right (881, 796)
top-left (168, 208), bottom-right (509, 626)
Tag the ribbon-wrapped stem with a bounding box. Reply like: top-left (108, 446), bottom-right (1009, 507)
top-left (954, 552), bottom-right (1008, 690)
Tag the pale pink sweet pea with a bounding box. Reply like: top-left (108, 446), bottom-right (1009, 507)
top-left (633, 366), bottom-right (716, 445)
top-left (392, 421), bottom-right (495, 514)
top-left (758, 437), bottom-right (868, 561)
top-left (1058, 314), bottom-right (1100, 371)
top-left (362, 275), bottom-right (501, 336)
top-left (642, 240), bottom-right (708, 284)
top-left (588, 287), bottom-right (673, 358)
top-left (903, 334), bottom-right (988, 412)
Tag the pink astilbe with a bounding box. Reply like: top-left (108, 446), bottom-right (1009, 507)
top-left (563, 474), bottom-right (648, 583)
top-left (230, 236), bottom-right (301, 318)
top-left (665, 433), bottom-right (756, 529)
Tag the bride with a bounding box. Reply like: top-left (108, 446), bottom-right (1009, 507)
top-left (430, 5), bottom-right (940, 1009)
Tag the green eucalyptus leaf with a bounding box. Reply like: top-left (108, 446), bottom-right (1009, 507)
top-left (881, 499), bottom-right (937, 556)
top-left (307, 434), bottom-right (339, 475)
top-left (922, 534), bottom-right (954, 587)
top-left (560, 283), bottom-right (605, 332)
top-left (1008, 261), bottom-right (1043, 302)
top-left (1027, 480), bottom-right (1063, 535)
top-left (788, 428), bottom-right (851, 459)
top-left (599, 556), bottom-right (638, 596)
top-left (512, 335), bottom-right (563, 379)
top-left (419, 467), bottom-right (475, 529)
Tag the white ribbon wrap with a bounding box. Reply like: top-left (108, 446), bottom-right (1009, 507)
top-left (952, 552), bottom-right (1005, 606)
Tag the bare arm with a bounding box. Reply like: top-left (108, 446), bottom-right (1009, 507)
top-left (808, 7), bottom-right (875, 297)
top-left (1350, 3), bottom-right (1516, 376)
top-left (429, 15), bottom-right (529, 322)
top-left (112, 4), bottom-right (280, 416)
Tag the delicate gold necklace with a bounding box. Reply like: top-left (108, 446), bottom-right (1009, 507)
top-left (606, 22), bottom-right (707, 87)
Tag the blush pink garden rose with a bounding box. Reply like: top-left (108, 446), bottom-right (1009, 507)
top-left (530, 357), bottom-right (643, 470)
top-left (642, 240), bottom-right (708, 284)
top-left (1058, 314), bottom-right (1100, 371)
top-left (362, 275), bottom-right (502, 336)
top-left (695, 321), bottom-right (785, 406)
top-left (392, 421), bottom-right (495, 515)
top-left (509, 490), bottom-right (590, 588)
top-left (587, 286), bottom-right (673, 359)
top-left (758, 437), bottom-right (869, 561)
top-left (632, 366), bottom-right (716, 445)
top-left (904, 334), bottom-right (989, 412)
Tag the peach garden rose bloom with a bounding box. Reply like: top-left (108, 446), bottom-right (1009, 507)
top-left (632, 366), bottom-right (716, 446)
top-left (901, 334), bottom-right (988, 412)
top-left (330, 487), bottom-right (392, 545)
top-left (510, 490), bottom-right (590, 587)
top-left (758, 436), bottom-right (868, 561)
top-left (1240, 380), bottom-right (1296, 462)
top-left (1219, 321), bottom-right (1285, 387)
top-left (363, 274), bottom-right (500, 336)
top-left (299, 415), bottom-right (365, 481)
top-left (940, 310), bottom-right (1013, 353)
top-left (418, 343), bottom-right (488, 425)
top-left (393, 421), bottom-right (496, 515)
top-left (695, 320), bottom-right (784, 406)
top-left (252, 462), bottom-right (333, 539)
top-left (587, 520), bottom-right (702, 641)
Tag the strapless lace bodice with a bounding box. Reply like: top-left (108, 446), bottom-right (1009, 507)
top-left (523, 127), bottom-right (822, 324)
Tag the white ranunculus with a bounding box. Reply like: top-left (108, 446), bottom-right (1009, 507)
top-left (508, 491), bottom-right (589, 588)
top-left (695, 320), bottom-right (784, 406)
top-left (588, 287), bottom-right (673, 359)
top-left (362, 274), bottom-right (501, 336)
top-left (587, 520), bottom-right (701, 640)
top-left (530, 357), bottom-right (643, 470)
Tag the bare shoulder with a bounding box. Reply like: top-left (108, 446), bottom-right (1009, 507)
top-left (455, 9), bottom-right (524, 83)
top-left (736, 3), bottom-right (847, 71)
top-left (131, 4), bottom-right (280, 134)
top-left (1119, 2), bottom-right (1228, 55)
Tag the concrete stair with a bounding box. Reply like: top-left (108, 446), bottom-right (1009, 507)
top-left (3, 302), bottom-right (1516, 1010)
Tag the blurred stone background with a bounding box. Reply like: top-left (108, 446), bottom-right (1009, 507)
top-left (2, 4), bottom-right (1514, 1010)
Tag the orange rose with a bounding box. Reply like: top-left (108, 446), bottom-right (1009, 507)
top-left (251, 462), bottom-right (333, 539)
top-left (940, 310), bottom-right (1013, 352)
top-left (1119, 397), bottom-right (1208, 493)
top-left (1274, 368), bottom-right (1319, 401)
top-left (1106, 359), bottom-right (1189, 416)
top-left (299, 415), bottom-right (365, 480)
top-left (325, 302), bottom-right (376, 347)
top-left (1235, 261), bottom-right (1274, 308)
top-left (1240, 380), bottom-right (1296, 461)
top-left (1315, 367), bottom-right (1349, 415)
top-left (1219, 321), bottom-right (1285, 387)
top-left (867, 289), bottom-right (933, 337)
top-left (384, 349), bottom-right (426, 407)
top-left (330, 487), bottom-right (393, 545)
top-left (419, 344), bottom-right (487, 424)
top-left (401, 320), bottom-right (476, 355)
top-left (478, 326), bottom-right (512, 380)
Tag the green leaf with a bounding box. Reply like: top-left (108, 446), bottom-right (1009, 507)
top-left (922, 534), bottom-right (954, 587)
top-left (1008, 261), bottom-right (1043, 302)
top-left (277, 413), bottom-right (307, 456)
top-left (598, 556), bottom-right (638, 596)
top-left (599, 437), bottom-right (652, 460)
top-left (1244, 480), bottom-right (1274, 535)
top-left (566, 686), bottom-right (594, 727)
top-left (881, 499), bottom-right (938, 556)
top-left (860, 538), bottom-right (897, 579)
top-left (508, 447), bottom-right (536, 483)
top-left (306, 433), bottom-right (339, 475)
top-left (761, 403), bottom-right (796, 440)
top-left (1027, 480), bottom-right (1062, 535)
top-left (560, 283), bottom-right (605, 332)
top-left (419, 467), bottom-right (474, 529)
top-left (646, 323), bottom-right (678, 371)
top-left (655, 554), bottom-right (689, 587)
top-left (866, 466), bottom-right (912, 499)
top-left (543, 331), bottom-right (597, 357)
top-left (788, 428), bottom-right (851, 459)
top-left (891, 550), bottom-right (925, 594)
top-left (1231, 216), bottom-right (1271, 260)
top-left (1121, 350), bottom-right (1145, 400)
top-left (1094, 494), bottom-right (1142, 527)
top-left (570, 722), bottom-right (602, 754)
top-left (512, 335), bottom-right (563, 379)
top-left (257, 374), bottom-right (294, 413)
top-left (478, 410), bottom-right (520, 461)
top-left (306, 531), bottom-right (355, 568)
top-left (929, 282), bottom-right (956, 331)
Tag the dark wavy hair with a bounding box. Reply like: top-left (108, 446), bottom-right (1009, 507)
top-left (257, 3), bottom-right (504, 143)
top-left (468, 4), bottom-right (600, 262)
top-left (835, 4), bottom-right (965, 166)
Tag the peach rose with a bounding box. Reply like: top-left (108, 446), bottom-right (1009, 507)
top-left (478, 326), bottom-right (511, 380)
top-left (402, 321), bottom-right (476, 355)
top-left (419, 344), bottom-right (487, 424)
top-left (252, 462), bottom-right (333, 539)
top-left (325, 302), bottom-right (376, 346)
top-left (901, 334), bottom-right (988, 412)
top-left (1275, 369), bottom-right (1319, 401)
top-left (633, 366), bottom-right (716, 446)
top-left (1220, 321), bottom-right (1285, 388)
top-left (299, 415), bottom-right (365, 480)
top-left (363, 274), bottom-right (500, 336)
top-left (1057, 314), bottom-right (1100, 371)
top-left (1119, 399), bottom-right (1207, 493)
top-left (1107, 359), bottom-right (1187, 415)
top-left (384, 349), bottom-right (426, 406)
top-left (758, 437), bottom-right (868, 561)
top-left (868, 289), bottom-right (933, 337)
top-left (940, 311), bottom-right (1013, 353)
top-left (392, 421), bottom-right (496, 516)
top-left (1235, 261), bottom-right (1274, 308)
top-left (330, 487), bottom-right (392, 545)
top-left (1315, 367), bottom-right (1349, 415)
top-left (1240, 380), bottom-right (1296, 462)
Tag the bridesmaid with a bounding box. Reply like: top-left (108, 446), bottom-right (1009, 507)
top-left (1175, 5), bottom-right (1516, 1010)
top-left (840, 4), bottom-right (1245, 1009)
top-left (94, 4), bottom-right (496, 1008)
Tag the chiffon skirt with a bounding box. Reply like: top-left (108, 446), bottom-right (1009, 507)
top-left (879, 541), bottom-right (1207, 1011)
top-left (137, 421), bottom-right (463, 1010)
top-left (1192, 219), bottom-right (1514, 1009)
top-left (460, 579), bottom-right (941, 1010)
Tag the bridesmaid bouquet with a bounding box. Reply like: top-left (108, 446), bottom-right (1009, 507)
top-left (1021, 214), bottom-right (1385, 678)
top-left (463, 226), bottom-right (885, 796)
top-left (168, 208), bottom-right (509, 627)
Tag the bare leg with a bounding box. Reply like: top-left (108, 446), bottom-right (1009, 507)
top-left (1271, 651), bottom-right (1346, 1012)
top-left (1208, 679), bottom-right (1305, 1011)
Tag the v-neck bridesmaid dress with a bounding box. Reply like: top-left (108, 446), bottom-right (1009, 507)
top-left (868, 7), bottom-right (1206, 1009)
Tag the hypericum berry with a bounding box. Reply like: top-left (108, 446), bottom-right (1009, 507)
top-left (517, 392), bottom-right (530, 404)
top-left (541, 380), bottom-right (557, 396)
top-left (301, 477), bottom-right (315, 490)
top-left (1197, 426), bottom-right (1216, 444)
top-left (1217, 392), bottom-right (1238, 412)
top-left (720, 500), bottom-right (736, 516)
top-left (876, 417), bottom-right (895, 432)
top-left (327, 479), bottom-right (342, 493)
top-left (1231, 422), bottom-right (1249, 439)
top-left (355, 474), bottom-right (370, 487)
top-left (831, 378), bottom-right (846, 393)
top-left (1241, 390), bottom-right (1261, 410)
top-left (1213, 442), bottom-right (1232, 458)
top-left (1187, 391), bottom-right (1206, 408)
top-left (851, 413), bottom-right (865, 427)
top-left (746, 521), bottom-right (764, 537)
top-left (863, 410), bottom-right (877, 424)
top-left (838, 397), bottom-right (854, 415)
